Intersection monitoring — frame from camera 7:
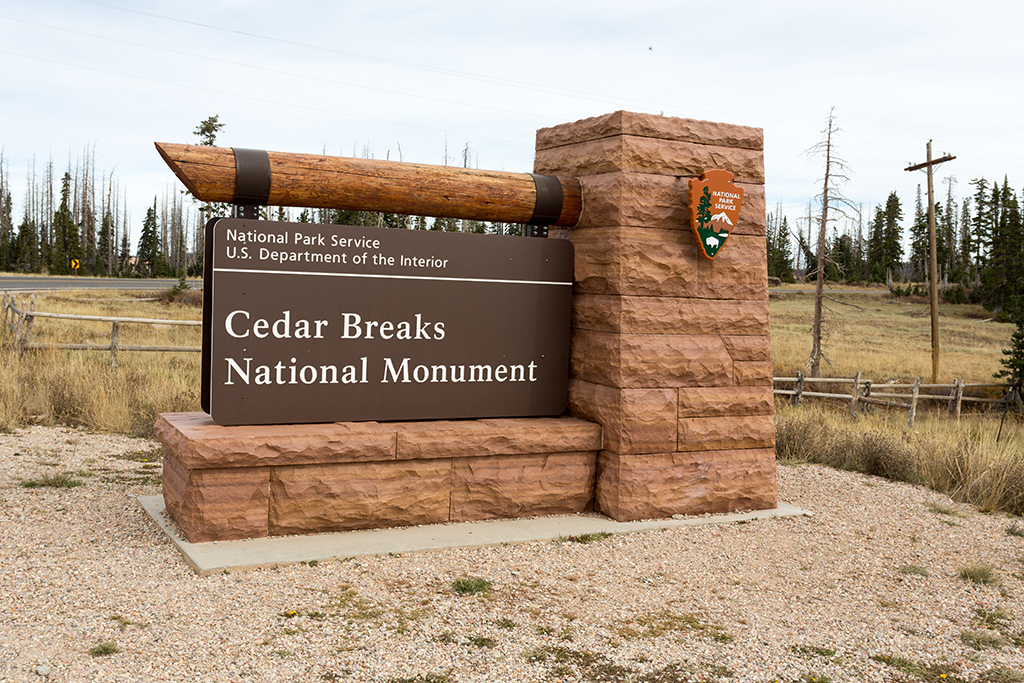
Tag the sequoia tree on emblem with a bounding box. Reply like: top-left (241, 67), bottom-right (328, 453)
top-left (688, 169), bottom-right (744, 260)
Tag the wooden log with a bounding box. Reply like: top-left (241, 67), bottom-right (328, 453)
top-left (24, 343), bottom-right (201, 352)
top-left (793, 371), bottom-right (805, 405)
top-left (155, 142), bottom-right (583, 227)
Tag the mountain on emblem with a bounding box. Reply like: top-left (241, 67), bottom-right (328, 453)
top-left (710, 212), bottom-right (734, 227)
top-left (688, 169), bottom-right (744, 260)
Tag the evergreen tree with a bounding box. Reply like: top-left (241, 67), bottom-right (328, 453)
top-left (980, 179), bottom-right (1024, 315)
top-left (866, 205), bottom-right (885, 282)
top-left (994, 297), bottom-right (1024, 393)
top-left (194, 115), bottom-right (225, 146)
top-left (766, 212), bottom-right (795, 281)
top-left (970, 178), bottom-right (994, 264)
top-left (136, 200), bottom-right (164, 277)
top-left (118, 228), bottom-right (131, 277)
top-left (432, 216), bottom-right (458, 232)
top-left (95, 210), bottom-right (113, 276)
top-left (15, 214), bottom-right (39, 273)
top-left (0, 187), bottom-right (12, 272)
top-left (909, 185), bottom-right (928, 282)
top-left (880, 191), bottom-right (904, 282)
top-left (49, 172), bottom-right (81, 275)
top-left (957, 197), bottom-right (974, 285)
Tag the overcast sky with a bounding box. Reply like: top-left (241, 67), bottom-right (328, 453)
top-left (2, 0), bottom-right (1023, 245)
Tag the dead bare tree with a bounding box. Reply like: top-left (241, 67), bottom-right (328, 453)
top-left (805, 108), bottom-right (859, 377)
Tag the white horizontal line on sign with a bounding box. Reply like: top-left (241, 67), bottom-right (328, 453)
top-left (213, 267), bottom-right (572, 287)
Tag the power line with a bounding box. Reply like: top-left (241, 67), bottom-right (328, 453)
top-left (0, 14), bottom-right (562, 125)
top-left (0, 48), bottom-right (529, 149)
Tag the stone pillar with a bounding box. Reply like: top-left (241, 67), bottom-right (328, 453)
top-left (535, 111), bottom-right (776, 521)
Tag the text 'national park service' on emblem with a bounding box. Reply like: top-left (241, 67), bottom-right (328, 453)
top-left (688, 169), bottom-right (744, 260)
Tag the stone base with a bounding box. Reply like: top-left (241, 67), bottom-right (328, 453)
top-left (595, 448), bottom-right (777, 521)
top-left (156, 412), bottom-right (602, 543)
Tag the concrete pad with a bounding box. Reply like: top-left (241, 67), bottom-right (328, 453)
top-left (139, 495), bottom-right (811, 576)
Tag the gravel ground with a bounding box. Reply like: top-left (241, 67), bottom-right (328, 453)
top-left (2, 426), bottom-right (1024, 683)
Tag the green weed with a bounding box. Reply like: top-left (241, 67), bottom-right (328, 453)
top-left (870, 654), bottom-right (960, 682)
top-left (615, 610), bottom-right (731, 643)
top-left (88, 642), bottom-right (119, 657)
top-left (560, 532), bottom-right (613, 544)
top-left (451, 577), bottom-right (492, 595)
top-left (791, 645), bottom-right (837, 659)
top-left (978, 666), bottom-right (1024, 683)
top-left (386, 673), bottom-right (453, 683)
top-left (960, 629), bottom-right (1007, 650)
top-left (898, 564), bottom-right (929, 577)
top-left (959, 564), bottom-right (1000, 585)
top-left (20, 471), bottom-right (84, 488)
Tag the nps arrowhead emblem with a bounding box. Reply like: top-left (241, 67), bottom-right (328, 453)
top-left (688, 169), bottom-right (744, 260)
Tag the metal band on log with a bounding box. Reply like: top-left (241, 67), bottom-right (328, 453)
top-left (155, 142), bottom-right (582, 227)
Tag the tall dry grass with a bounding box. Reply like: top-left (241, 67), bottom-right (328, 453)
top-left (1, 289), bottom-right (201, 435)
top-left (771, 286), bottom-right (1013, 383)
top-left (776, 402), bottom-right (1024, 516)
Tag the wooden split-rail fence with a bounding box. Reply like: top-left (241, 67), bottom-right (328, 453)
top-left (774, 371), bottom-right (1020, 427)
top-left (2, 294), bottom-right (200, 368)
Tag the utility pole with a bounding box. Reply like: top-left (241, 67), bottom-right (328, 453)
top-left (905, 142), bottom-right (955, 383)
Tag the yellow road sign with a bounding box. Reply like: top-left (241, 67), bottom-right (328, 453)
top-left (71, 259), bottom-right (80, 270)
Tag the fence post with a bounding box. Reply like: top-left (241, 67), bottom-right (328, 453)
top-left (950, 376), bottom-right (958, 419)
top-left (794, 371), bottom-right (805, 405)
top-left (947, 378), bottom-right (959, 416)
top-left (850, 370), bottom-right (862, 417)
top-left (110, 321), bottom-right (120, 368)
top-left (907, 377), bottom-right (921, 428)
top-left (863, 380), bottom-right (872, 413)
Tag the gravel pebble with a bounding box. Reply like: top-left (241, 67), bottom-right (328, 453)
top-left (2, 425), bottom-right (1023, 682)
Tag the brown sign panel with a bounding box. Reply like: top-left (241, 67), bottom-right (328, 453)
top-left (688, 169), bottom-right (744, 260)
top-left (202, 219), bottom-right (573, 426)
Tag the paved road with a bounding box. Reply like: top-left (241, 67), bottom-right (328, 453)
top-left (0, 275), bottom-right (203, 291)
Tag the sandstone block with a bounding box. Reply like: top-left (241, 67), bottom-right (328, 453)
top-left (678, 386), bottom-right (774, 418)
top-left (573, 295), bottom-right (769, 336)
top-left (677, 414), bottom-right (776, 452)
top-left (536, 111), bottom-right (763, 151)
top-left (733, 361), bottom-right (773, 386)
top-left (162, 450), bottom-right (270, 542)
top-left (595, 449), bottom-right (777, 521)
top-left (154, 412), bottom-right (396, 470)
top-left (450, 452), bottom-right (596, 522)
top-left (269, 459), bottom-right (452, 535)
top-left (569, 226), bottom-right (700, 297)
top-left (572, 330), bottom-right (733, 389)
top-left (395, 417), bottom-right (601, 460)
top-left (575, 173), bottom-right (765, 236)
top-left (696, 235), bottom-right (768, 300)
top-left (535, 135), bottom-right (764, 183)
top-left (722, 335), bottom-right (772, 362)
top-left (568, 379), bottom-right (677, 454)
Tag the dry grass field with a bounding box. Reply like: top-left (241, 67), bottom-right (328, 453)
top-left (1, 288), bottom-right (202, 434)
top-left (770, 283), bottom-right (1015, 383)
